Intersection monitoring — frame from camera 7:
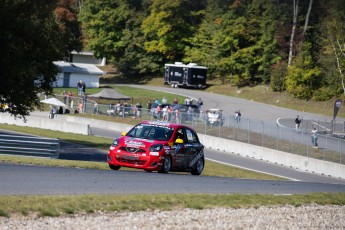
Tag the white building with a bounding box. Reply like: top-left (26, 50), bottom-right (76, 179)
top-left (53, 61), bottom-right (104, 88)
top-left (70, 50), bottom-right (106, 66)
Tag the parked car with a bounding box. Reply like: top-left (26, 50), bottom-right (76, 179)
top-left (107, 121), bottom-right (205, 175)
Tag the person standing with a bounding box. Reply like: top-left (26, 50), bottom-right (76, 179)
top-left (62, 90), bottom-right (67, 105)
top-left (136, 103), bottom-right (142, 119)
top-left (295, 115), bottom-right (302, 131)
top-left (93, 102), bottom-right (98, 114)
top-left (81, 81), bottom-right (86, 95)
top-left (147, 100), bottom-right (152, 114)
top-left (197, 98), bottom-right (203, 110)
top-left (162, 97), bottom-right (168, 104)
top-left (311, 127), bottom-right (318, 148)
top-left (235, 110), bottom-right (241, 124)
top-left (68, 91), bottom-right (73, 107)
top-left (82, 95), bottom-right (87, 113)
top-left (77, 80), bottom-right (83, 96)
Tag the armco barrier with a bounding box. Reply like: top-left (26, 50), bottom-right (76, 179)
top-left (0, 133), bottom-right (59, 158)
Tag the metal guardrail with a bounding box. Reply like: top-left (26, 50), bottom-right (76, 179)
top-left (0, 134), bottom-right (60, 158)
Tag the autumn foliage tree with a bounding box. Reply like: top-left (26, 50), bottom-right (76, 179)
top-left (0, 0), bottom-right (82, 118)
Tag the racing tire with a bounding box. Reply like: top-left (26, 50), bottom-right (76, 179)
top-left (191, 157), bottom-right (204, 175)
top-left (158, 156), bottom-right (171, 173)
top-left (109, 164), bottom-right (121, 170)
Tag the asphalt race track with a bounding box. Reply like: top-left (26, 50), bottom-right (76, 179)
top-left (1, 163), bottom-right (345, 195)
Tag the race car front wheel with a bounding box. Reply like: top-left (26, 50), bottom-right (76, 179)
top-left (109, 164), bottom-right (121, 170)
top-left (158, 156), bottom-right (171, 173)
top-left (191, 157), bottom-right (204, 175)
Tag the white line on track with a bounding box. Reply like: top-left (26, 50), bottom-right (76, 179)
top-left (206, 158), bottom-right (300, 181)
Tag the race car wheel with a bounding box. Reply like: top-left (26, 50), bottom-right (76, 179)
top-left (158, 156), bottom-right (171, 173)
top-left (191, 157), bottom-right (204, 175)
top-left (109, 164), bottom-right (121, 170)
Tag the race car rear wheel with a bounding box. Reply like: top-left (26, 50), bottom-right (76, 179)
top-left (191, 157), bottom-right (204, 175)
top-left (158, 156), bottom-right (171, 173)
top-left (109, 164), bottom-right (121, 170)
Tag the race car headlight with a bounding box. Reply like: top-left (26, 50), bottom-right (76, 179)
top-left (112, 138), bottom-right (119, 147)
top-left (149, 144), bottom-right (163, 152)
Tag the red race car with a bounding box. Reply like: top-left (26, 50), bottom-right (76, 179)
top-left (107, 121), bottom-right (204, 175)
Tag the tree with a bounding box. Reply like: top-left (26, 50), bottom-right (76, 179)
top-left (316, 0), bottom-right (345, 99)
top-left (55, 0), bottom-right (83, 60)
top-left (0, 0), bottom-right (82, 118)
top-left (288, 0), bottom-right (299, 67)
top-left (286, 42), bottom-right (321, 99)
top-left (183, 0), bottom-right (229, 80)
top-left (141, 0), bottom-right (205, 63)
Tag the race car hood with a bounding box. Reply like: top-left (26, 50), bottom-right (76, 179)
top-left (119, 136), bottom-right (163, 149)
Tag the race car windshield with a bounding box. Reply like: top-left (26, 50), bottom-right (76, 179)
top-left (127, 124), bottom-right (174, 141)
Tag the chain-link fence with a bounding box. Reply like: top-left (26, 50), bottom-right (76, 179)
top-left (54, 95), bottom-right (345, 165)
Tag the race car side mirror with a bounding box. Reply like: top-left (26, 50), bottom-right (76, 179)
top-left (121, 131), bottom-right (127, 136)
top-left (175, 138), bottom-right (184, 144)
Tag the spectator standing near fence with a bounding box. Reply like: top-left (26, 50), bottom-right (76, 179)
top-left (175, 109), bottom-right (180, 124)
top-left (311, 127), bottom-right (318, 148)
top-left (184, 97), bottom-right (190, 105)
top-left (93, 102), bottom-right (98, 114)
top-left (136, 103), bottom-right (142, 119)
top-left (198, 98), bottom-right (203, 110)
top-left (162, 97), bottom-right (167, 104)
top-left (68, 91), bottom-right (73, 107)
top-left (81, 81), bottom-right (86, 95)
top-left (147, 100), bottom-right (152, 114)
top-left (82, 95), bottom-right (87, 113)
top-left (70, 99), bottom-right (74, 113)
top-left (62, 90), bottom-right (67, 105)
top-left (234, 110), bottom-right (241, 124)
top-left (295, 115), bottom-right (302, 131)
top-left (77, 80), bottom-right (83, 96)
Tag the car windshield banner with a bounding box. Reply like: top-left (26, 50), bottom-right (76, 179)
top-left (333, 99), bottom-right (342, 120)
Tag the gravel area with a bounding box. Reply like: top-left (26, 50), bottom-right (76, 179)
top-left (1, 204), bottom-right (344, 230)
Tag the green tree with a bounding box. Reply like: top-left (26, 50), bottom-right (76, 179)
top-left (0, 0), bottom-right (81, 118)
top-left (316, 0), bottom-right (345, 99)
top-left (214, 1), bottom-right (280, 86)
top-left (286, 42), bottom-right (321, 99)
top-left (183, 0), bottom-right (232, 80)
top-left (80, 0), bottom-right (161, 75)
top-left (55, 0), bottom-right (83, 59)
top-left (141, 0), bottom-right (205, 63)
top-left (79, 0), bottom-right (131, 62)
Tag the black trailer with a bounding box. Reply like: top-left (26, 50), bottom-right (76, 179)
top-left (164, 62), bottom-right (207, 89)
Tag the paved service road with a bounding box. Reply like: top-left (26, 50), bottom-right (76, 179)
top-left (123, 85), bottom-right (345, 124)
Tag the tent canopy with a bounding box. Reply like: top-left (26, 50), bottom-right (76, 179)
top-left (88, 88), bottom-right (131, 101)
top-left (41, 98), bottom-right (67, 107)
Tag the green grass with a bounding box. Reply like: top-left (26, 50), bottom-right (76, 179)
top-left (0, 193), bottom-right (344, 218)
